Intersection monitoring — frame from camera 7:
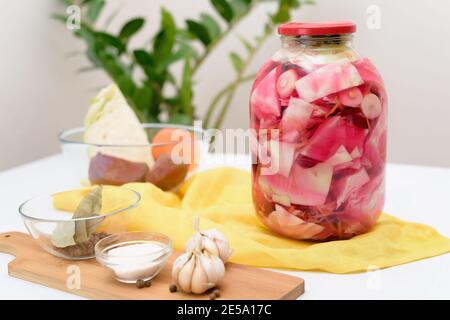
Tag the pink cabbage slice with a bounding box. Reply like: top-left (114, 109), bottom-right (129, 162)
top-left (334, 158), bottom-right (362, 172)
top-left (259, 139), bottom-right (296, 177)
top-left (252, 60), bottom-right (277, 91)
top-left (251, 68), bottom-right (281, 119)
top-left (350, 147), bottom-right (362, 159)
top-left (301, 117), bottom-right (345, 161)
top-left (353, 58), bottom-right (386, 103)
top-left (259, 162), bottom-right (333, 206)
top-left (280, 98), bottom-right (313, 143)
top-left (345, 119), bottom-right (368, 154)
top-left (333, 168), bottom-right (370, 206)
top-left (259, 116), bottom-right (280, 129)
top-left (264, 204), bottom-right (325, 239)
top-left (301, 116), bottom-right (367, 162)
top-left (345, 172), bottom-right (385, 227)
top-left (353, 58), bottom-right (384, 88)
top-left (295, 59), bottom-right (363, 102)
top-left (326, 145), bottom-right (352, 166)
top-left (364, 110), bottom-right (387, 168)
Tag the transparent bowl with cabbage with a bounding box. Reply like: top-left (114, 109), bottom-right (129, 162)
top-left (59, 85), bottom-right (208, 190)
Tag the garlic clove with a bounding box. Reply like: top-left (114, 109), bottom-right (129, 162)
top-left (204, 229), bottom-right (233, 262)
top-left (190, 255), bottom-right (210, 294)
top-left (211, 255), bottom-right (225, 285)
top-left (177, 253), bottom-right (196, 293)
top-left (199, 253), bottom-right (225, 286)
top-left (172, 251), bottom-right (192, 280)
top-left (201, 236), bottom-right (220, 256)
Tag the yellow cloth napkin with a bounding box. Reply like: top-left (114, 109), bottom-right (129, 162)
top-left (56, 167), bottom-right (450, 274)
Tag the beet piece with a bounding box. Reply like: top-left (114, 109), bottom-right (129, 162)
top-left (296, 155), bottom-right (320, 169)
top-left (251, 59), bottom-right (278, 91)
top-left (89, 153), bottom-right (148, 186)
top-left (146, 154), bottom-right (189, 191)
top-left (250, 68), bottom-right (281, 119)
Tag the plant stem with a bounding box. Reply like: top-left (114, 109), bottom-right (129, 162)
top-left (191, 0), bottom-right (261, 76)
top-left (203, 73), bottom-right (256, 127)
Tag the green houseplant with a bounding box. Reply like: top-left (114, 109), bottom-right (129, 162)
top-left (57, 0), bottom-right (314, 128)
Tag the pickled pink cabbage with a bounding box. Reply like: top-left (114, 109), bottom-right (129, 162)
top-left (250, 57), bottom-right (387, 241)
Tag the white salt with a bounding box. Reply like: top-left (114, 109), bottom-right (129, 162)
top-left (108, 242), bottom-right (164, 257)
top-left (103, 241), bottom-right (169, 282)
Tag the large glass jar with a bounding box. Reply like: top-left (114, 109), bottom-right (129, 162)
top-left (250, 22), bottom-right (387, 241)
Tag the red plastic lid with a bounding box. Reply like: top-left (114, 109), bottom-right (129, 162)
top-left (278, 22), bottom-right (356, 36)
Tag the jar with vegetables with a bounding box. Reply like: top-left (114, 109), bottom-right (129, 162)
top-left (250, 22), bottom-right (387, 241)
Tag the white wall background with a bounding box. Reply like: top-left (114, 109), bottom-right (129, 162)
top-left (1, 0), bottom-right (449, 171)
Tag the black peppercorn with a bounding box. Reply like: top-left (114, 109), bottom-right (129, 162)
top-left (208, 293), bottom-right (217, 300)
top-left (169, 284), bottom-right (178, 293)
top-left (212, 289), bottom-right (221, 298)
top-left (136, 279), bottom-right (146, 289)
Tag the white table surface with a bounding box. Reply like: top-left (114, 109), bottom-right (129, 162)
top-left (0, 153), bottom-right (449, 300)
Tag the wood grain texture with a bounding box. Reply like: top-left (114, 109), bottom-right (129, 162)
top-left (0, 232), bottom-right (304, 300)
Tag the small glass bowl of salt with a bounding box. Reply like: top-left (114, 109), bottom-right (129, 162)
top-left (95, 231), bottom-right (172, 283)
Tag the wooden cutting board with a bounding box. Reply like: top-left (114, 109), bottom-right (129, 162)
top-left (0, 232), bottom-right (304, 300)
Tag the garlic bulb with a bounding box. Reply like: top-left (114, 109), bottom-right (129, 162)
top-left (172, 239), bottom-right (225, 294)
top-left (185, 217), bottom-right (233, 263)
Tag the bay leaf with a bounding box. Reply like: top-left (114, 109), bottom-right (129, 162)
top-left (51, 221), bottom-right (76, 248)
top-left (73, 186), bottom-right (103, 244)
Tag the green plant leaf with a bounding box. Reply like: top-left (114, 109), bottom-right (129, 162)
top-left (119, 18), bottom-right (145, 41)
top-left (133, 50), bottom-right (167, 83)
top-left (133, 86), bottom-right (153, 111)
top-left (169, 114), bottom-right (193, 125)
top-left (186, 20), bottom-right (211, 46)
top-left (87, 0), bottom-right (105, 22)
top-left (133, 50), bottom-right (154, 66)
top-left (154, 8), bottom-right (176, 62)
top-left (272, 0), bottom-right (301, 24)
top-left (96, 32), bottom-right (125, 53)
top-left (178, 41), bottom-right (200, 60)
top-left (77, 25), bottom-right (102, 66)
top-left (180, 58), bottom-right (193, 116)
top-left (61, 0), bottom-right (311, 126)
top-left (200, 13), bottom-right (221, 40)
top-left (210, 0), bottom-right (234, 22)
top-left (229, 0), bottom-right (250, 17)
top-left (229, 52), bottom-right (244, 72)
top-left (156, 46), bottom-right (191, 73)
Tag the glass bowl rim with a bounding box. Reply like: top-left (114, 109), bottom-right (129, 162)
top-left (18, 187), bottom-right (141, 223)
top-left (95, 231), bottom-right (172, 260)
top-left (58, 123), bottom-right (208, 148)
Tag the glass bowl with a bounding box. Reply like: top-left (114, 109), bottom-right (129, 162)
top-left (18, 187), bottom-right (141, 260)
top-left (95, 231), bottom-right (172, 283)
top-left (58, 123), bottom-right (209, 190)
